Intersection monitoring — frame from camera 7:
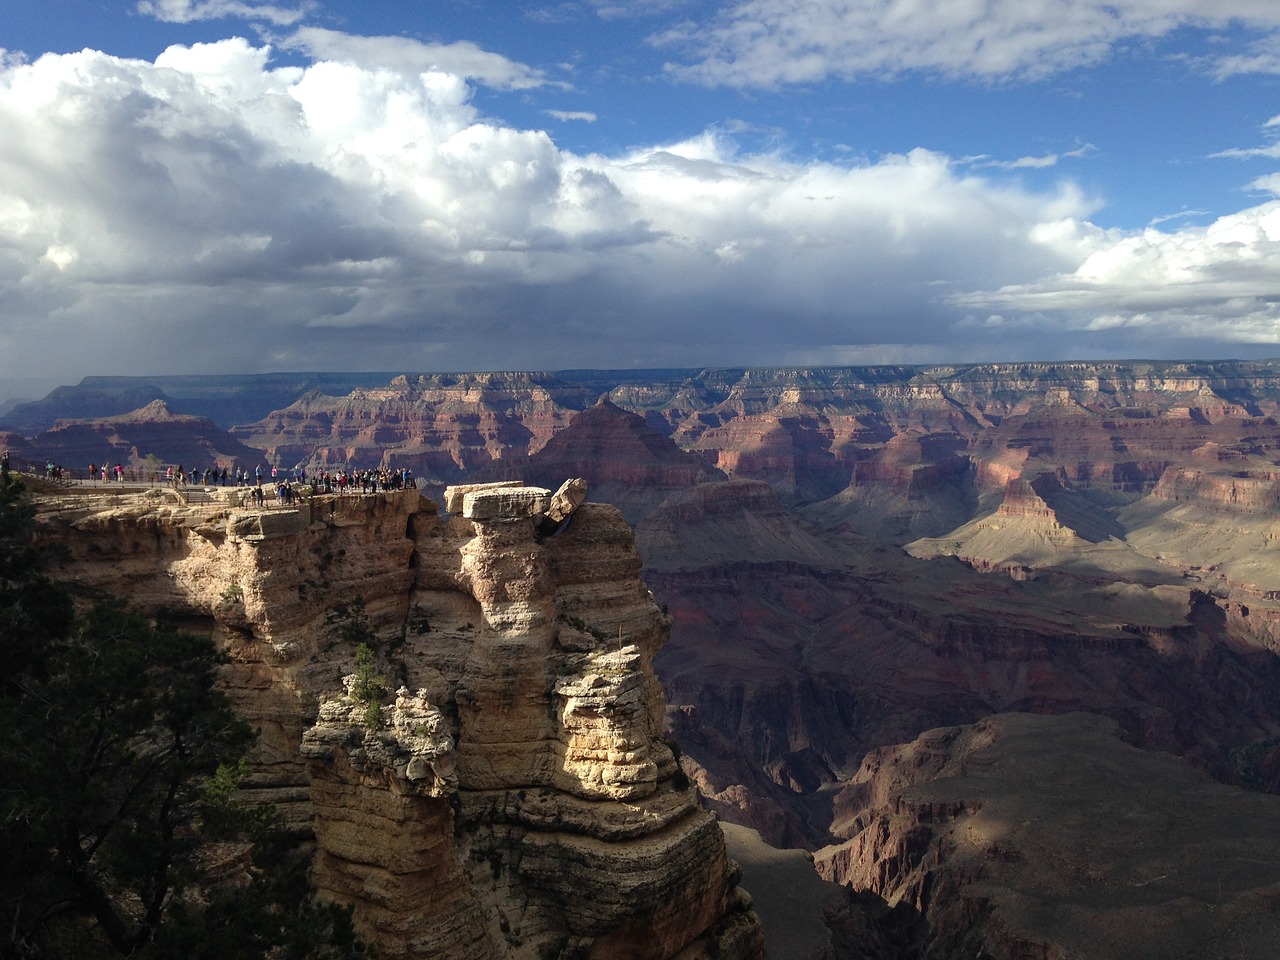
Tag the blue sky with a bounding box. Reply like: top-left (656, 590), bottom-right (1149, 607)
top-left (5, 1), bottom-right (1280, 399)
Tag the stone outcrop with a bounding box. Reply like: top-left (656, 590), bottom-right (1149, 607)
top-left (468, 399), bottom-right (726, 523)
top-left (34, 485), bottom-right (763, 960)
top-left (642, 479), bottom-right (1280, 851)
top-left (812, 712), bottom-right (1280, 960)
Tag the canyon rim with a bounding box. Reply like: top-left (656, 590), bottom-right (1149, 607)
top-left (11, 361), bottom-right (1280, 958)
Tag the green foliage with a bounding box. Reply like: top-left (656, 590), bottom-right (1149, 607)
top-left (351, 643), bottom-right (387, 730)
top-left (0, 466), bottom-right (73, 683)
top-left (350, 642), bottom-right (386, 704)
top-left (0, 475), bottom-right (357, 958)
top-left (199, 758), bottom-right (275, 842)
top-left (327, 600), bottom-right (391, 730)
top-left (560, 612), bottom-right (607, 643)
top-left (0, 599), bottom-right (255, 955)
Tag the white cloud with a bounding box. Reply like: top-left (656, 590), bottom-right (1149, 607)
top-left (3, 33), bottom-right (1280, 385)
top-left (590, 0), bottom-right (691, 21)
top-left (136, 0), bottom-right (312, 27)
top-left (1213, 115), bottom-right (1280, 161)
top-left (546, 109), bottom-right (598, 122)
top-left (656, 0), bottom-right (1280, 87)
top-left (1209, 35), bottom-right (1280, 77)
top-left (969, 143), bottom-right (1096, 170)
top-left (953, 202), bottom-right (1280, 346)
top-left (277, 27), bottom-right (553, 91)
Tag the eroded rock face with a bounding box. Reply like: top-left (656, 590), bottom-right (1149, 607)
top-left (31, 362), bottom-right (1280, 954)
top-left (467, 399), bottom-right (726, 523)
top-left (813, 713), bottom-right (1280, 960)
top-left (22, 399), bottom-right (263, 472)
top-left (35, 487), bottom-right (763, 960)
top-left (643, 479), bottom-right (1280, 851)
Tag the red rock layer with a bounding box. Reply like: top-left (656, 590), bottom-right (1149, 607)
top-left (20, 400), bottom-right (264, 474)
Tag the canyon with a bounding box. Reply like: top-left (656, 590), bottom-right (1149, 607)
top-left (14, 360), bottom-right (1280, 957)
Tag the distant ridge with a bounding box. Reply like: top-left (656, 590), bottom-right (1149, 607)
top-left (0, 372), bottom-right (402, 433)
top-left (7, 358), bottom-right (1280, 437)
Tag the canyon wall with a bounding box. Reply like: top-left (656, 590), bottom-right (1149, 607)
top-left (811, 712), bottom-right (1280, 959)
top-left (35, 486), bottom-right (764, 960)
top-left (22, 361), bottom-right (1280, 955)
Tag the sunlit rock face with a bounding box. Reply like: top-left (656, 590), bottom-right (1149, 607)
top-left (228, 373), bottom-right (592, 481)
top-left (465, 398), bottom-right (727, 524)
top-left (35, 486), bottom-right (764, 960)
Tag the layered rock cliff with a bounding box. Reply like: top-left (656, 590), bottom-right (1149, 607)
top-left (11, 400), bottom-right (263, 475)
top-left (34, 485), bottom-right (763, 960)
top-left (24, 361), bottom-right (1280, 955)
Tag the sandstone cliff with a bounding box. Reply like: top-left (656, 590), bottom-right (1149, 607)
top-left (35, 485), bottom-right (764, 960)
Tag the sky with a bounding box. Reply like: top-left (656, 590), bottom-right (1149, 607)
top-left (5, 1), bottom-right (1280, 399)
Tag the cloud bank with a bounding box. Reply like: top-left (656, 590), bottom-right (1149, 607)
top-left (656, 0), bottom-right (1280, 86)
top-left (1, 34), bottom-right (1280, 389)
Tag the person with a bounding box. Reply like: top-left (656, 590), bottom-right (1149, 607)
top-left (89, 463), bottom-right (98, 484)
top-left (114, 463), bottom-right (123, 483)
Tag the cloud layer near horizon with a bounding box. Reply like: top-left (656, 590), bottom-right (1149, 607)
top-left (2, 34), bottom-right (1280, 387)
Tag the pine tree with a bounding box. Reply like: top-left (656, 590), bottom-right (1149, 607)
top-left (0, 466), bottom-right (357, 958)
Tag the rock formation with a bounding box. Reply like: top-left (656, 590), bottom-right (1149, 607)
top-left (34, 485), bottom-right (763, 959)
top-left (25, 361), bottom-right (1280, 955)
top-left (468, 399), bottom-right (726, 522)
top-left (11, 399), bottom-right (264, 475)
top-left (229, 373), bottom-right (596, 483)
top-left (812, 712), bottom-right (1280, 960)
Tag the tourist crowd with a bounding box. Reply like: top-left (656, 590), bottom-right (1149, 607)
top-left (35, 460), bottom-right (420, 506)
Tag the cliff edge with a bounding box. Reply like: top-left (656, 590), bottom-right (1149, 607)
top-left (35, 484), bottom-right (763, 960)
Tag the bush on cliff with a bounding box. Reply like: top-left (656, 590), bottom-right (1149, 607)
top-left (0, 465), bottom-right (356, 959)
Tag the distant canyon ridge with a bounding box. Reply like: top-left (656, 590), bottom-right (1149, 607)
top-left (13, 361), bottom-right (1280, 958)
